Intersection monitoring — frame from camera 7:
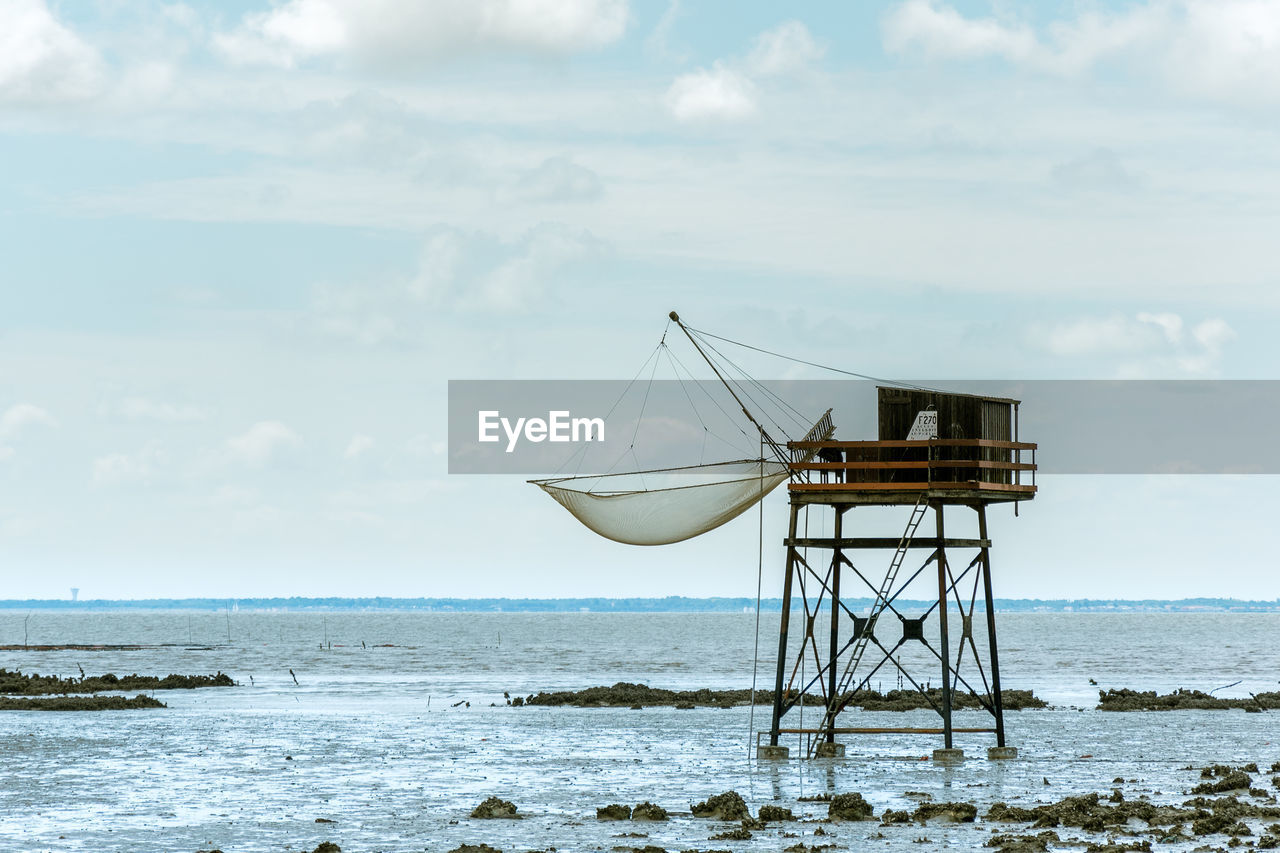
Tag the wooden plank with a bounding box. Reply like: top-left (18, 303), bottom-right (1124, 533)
top-left (790, 460), bottom-right (1036, 471)
top-left (790, 439), bottom-right (1037, 450)
top-left (929, 460), bottom-right (1036, 471)
top-left (790, 481), bottom-right (932, 491)
top-left (792, 461), bottom-right (931, 470)
top-left (777, 727), bottom-right (997, 735)
top-left (789, 481), bottom-right (1036, 494)
top-left (787, 537), bottom-right (990, 549)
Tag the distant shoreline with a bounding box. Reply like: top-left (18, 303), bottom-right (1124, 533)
top-left (1, 597), bottom-right (1277, 613)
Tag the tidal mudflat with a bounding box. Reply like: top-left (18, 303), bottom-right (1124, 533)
top-left (1, 611), bottom-right (1278, 852)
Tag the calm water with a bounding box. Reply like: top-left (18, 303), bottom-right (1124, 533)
top-left (2, 612), bottom-right (1279, 852)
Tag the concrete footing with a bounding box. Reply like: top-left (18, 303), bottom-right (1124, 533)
top-left (813, 742), bottom-right (846, 758)
top-left (757, 745), bottom-right (790, 760)
top-left (932, 748), bottom-right (965, 763)
top-left (987, 746), bottom-right (1019, 760)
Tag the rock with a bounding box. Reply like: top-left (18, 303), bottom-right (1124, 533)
top-left (448, 846), bottom-right (503, 853)
top-left (881, 809), bottom-right (911, 825)
top-left (311, 844), bottom-right (341, 853)
top-left (1082, 842), bottom-right (1151, 853)
top-left (985, 832), bottom-right (1060, 852)
top-left (598, 804), bottom-right (632, 820)
top-left (633, 801), bottom-right (669, 821)
top-left (1098, 688), bottom-right (1280, 712)
top-left (692, 791), bottom-right (749, 821)
top-left (1193, 772), bottom-right (1253, 795)
top-left (759, 805), bottom-right (796, 822)
top-left (828, 792), bottom-right (874, 821)
top-left (470, 796), bottom-right (520, 819)
top-left (516, 682), bottom-right (1046, 711)
top-left (314, 817), bottom-right (336, 823)
top-left (710, 827), bottom-right (752, 840)
top-left (911, 802), bottom-right (978, 823)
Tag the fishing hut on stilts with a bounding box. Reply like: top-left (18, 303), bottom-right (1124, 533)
top-left (532, 312), bottom-right (1037, 761)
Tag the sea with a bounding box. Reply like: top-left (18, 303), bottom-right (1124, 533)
top-left (2, 611), bottom-right (1279, 852)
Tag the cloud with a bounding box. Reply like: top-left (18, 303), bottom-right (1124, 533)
top-left (407, 223), bottom-right (609, 313)
top-left (1051, 148), bottom-right (1141, 192)
top-left (314, 222), bottom-right (609, 343)
top-left (644, 0), bottom-right (688, 62)
top-left (405, 433), bottom-right (447, 457)
top-left (747, 20), bottom-right (826, 77)
top-left (882, 0), bottom-right (1280, 104)
top-left (883, 0), bottom-right (1039, 65)
top-left (117, 397), bottom-right (206, 422)
top-left (0, 403), bottom-right (56, 441)
top-left (91, 447), bottom-right (167, 487)
top-left (509, 156), bottom-right (603, 203)
top-left (1038, 312), bottom-right (1235, 375)
top-left (665, 62), bottom-right (756, 122)
top-left (225, 421), bottom-right (300, 465)
top-left (0, 403), bottom-right (56, 461)
top-left (0, 0), bottom-right (102, 104)
top-left (344, 434), bottom-right (375, 459)
top-left (214, 0), bottom-right (629, 69)
top-left (664, 20), bottom-right (823, 122)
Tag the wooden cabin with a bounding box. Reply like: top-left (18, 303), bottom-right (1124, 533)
top-left (789, 387), bottom-right (1035, 503)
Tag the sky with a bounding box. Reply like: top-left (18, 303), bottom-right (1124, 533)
top-left (2, 0), bottom-right (1279, 601)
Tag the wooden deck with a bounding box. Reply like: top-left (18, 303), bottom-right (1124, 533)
top-left (787, 438), bottom-right (1037, 505)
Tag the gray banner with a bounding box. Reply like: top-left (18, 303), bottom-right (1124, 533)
top-left (448, 380), bottom-right (1280, 475)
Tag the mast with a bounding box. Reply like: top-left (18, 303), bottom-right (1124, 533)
top-left (669, 311), bottom-right (789, 464)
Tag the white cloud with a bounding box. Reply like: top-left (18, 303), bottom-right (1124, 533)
top-left (747, 20), bottom-right (826, 77)
top-left (92, 447), bottom-right (167, 487)
top-left (225, 421), bottom-right (300, 465)
top-left (1136, 311), bottom-right (1184, 345)
top-left (407, 223), bottom-right (609, 314)
top-left (509, 156), bottom-right (604, 203)
top-left (344, 433), bottom-right (375, 459)
top-left (1039, 312), bottom-right (1234, 375)
top-left (644, 0), bottom-right (688, 62)
top-left (0, 403), bottom-right (56, 441)
top-left (118, 397), bottom-right (206, 422)
top-left (406, 433), bottom-right (447, 457)
top-left (1044, 315), bottom-right (1162, 356)
top-left (1051, 148), bottom-right (1141, 192)
top-left (883, 0), bottom-right (1039, 65)
top-left (882, 0), bottom-right (1280, 104)
top-left (0, 0), bottom-right (102, 104)
top-left (664, 20), bottom-right (823, 122)
top-left (214, 0), bottom-right (629, 69)
top-left (665, 62), bottom-right (756, 122)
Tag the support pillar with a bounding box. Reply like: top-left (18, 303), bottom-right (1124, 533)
top-left (768, 503), bottom-right (800, 747)
top-left (825, 507), bottom-right (844, 745)
top-left (977, 503), bottom-right (1006, 748)
top-left (935, 503), bottom-right (954, 750)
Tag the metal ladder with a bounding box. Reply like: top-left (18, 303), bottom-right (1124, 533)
top-left (828, 494), bottom-right (930, 709)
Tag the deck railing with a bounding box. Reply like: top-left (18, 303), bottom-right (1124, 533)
top-left (786, 438), bottom-right (1037, 493)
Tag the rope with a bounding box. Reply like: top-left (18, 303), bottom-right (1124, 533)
top-left (690, 328), bottom-right (812, 430)
top-left (748, 436), bottom-right (764, 762)
top-left (660, 344), bottom-right (751, 460)
top-left (690, 330), bottom-right (805, 441)
top-left (684, 324), bottom-right (946, 393)
top-left (558, 337), bottom-right (665, 478)
top-left (662, 343), bottom-right (755, 453)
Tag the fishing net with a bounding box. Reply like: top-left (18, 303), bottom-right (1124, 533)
top-left (532, 460), bottom-right (789, 546)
